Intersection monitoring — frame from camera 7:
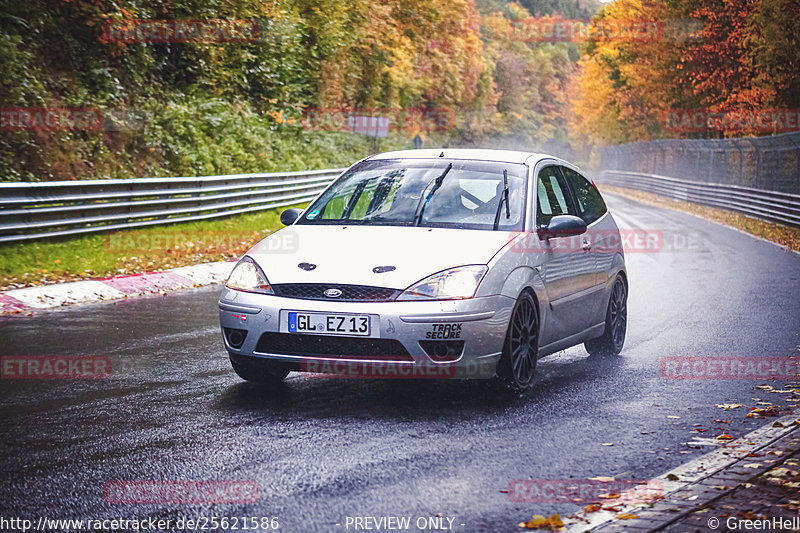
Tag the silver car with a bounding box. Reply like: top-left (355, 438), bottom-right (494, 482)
top-left (218, 149), bottom-right (627, 391)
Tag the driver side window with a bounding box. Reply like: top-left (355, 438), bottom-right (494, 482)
top-left (536, 166), bottom-right (574, 226)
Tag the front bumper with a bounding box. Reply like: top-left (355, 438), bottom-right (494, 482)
top-left (218, 288), bottom-right (515, 380)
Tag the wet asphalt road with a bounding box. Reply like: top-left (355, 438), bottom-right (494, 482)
top-left (1, 192), bottom-right (799, 532)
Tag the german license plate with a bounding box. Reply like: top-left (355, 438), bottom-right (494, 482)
top-left (287, 312), bottom-right (371, 336)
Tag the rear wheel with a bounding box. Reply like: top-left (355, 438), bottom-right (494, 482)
top-left (497, 291), bottom-right (539, 392)
top-left (585, 275), bottom-right (627, 357)
top-left (229, 353), bottom-right (290, 384)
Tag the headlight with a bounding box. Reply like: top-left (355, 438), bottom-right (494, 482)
top-left (226, 257), bottom-right (274, 294)
top-left (397, 265), bottom-right (488, 301)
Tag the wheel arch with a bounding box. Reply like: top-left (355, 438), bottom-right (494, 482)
top-left (499, 265), bottom-right (547, 338)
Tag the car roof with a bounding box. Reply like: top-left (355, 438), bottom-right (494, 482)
top-left (366, 149), bottom-right (563, 166)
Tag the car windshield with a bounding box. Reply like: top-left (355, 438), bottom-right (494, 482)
top-left (297, 159), bottom-right (527, 230)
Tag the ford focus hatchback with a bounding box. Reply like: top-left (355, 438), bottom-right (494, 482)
top-left (219, 149), bottom-right (627, 391)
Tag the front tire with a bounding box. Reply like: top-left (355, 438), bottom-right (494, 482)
top-left (229, 353), bottom-right (290, 384)
top-left (497, 291), bottom-right (539, 392)
top-left (584, 275), bottom-right (627, 357)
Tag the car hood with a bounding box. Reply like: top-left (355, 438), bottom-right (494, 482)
top-left (247, 225), bottom-right (515, 289)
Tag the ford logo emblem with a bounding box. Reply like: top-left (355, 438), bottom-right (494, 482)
top-left (324, 288), bottom-right (343, 298)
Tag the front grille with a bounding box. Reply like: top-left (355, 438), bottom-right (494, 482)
top-left (272, 284), bottom-right (400, 302)
top-left (255, 332), bottom-right (412, 360)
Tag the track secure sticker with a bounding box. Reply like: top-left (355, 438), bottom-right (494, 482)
top-left (425, 323), bottom-right (462, 339)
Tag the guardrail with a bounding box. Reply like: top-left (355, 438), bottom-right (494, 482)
top-left (0, 169), bottom-right (344, 243)
top-left (4, 165), bottom-right (797, 244)
top-left (599, 132), bottom-right (800, 195)
top-left (597, 170), bottom-right (800, 228)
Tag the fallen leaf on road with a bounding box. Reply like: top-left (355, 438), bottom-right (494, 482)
top-left (588, 476), bottom-right (616, 482)
top-left (584, 504), bottom-right (602, 513)
top-left (715, 420), bottom-right (732, 423)
top-left (716, 434), bottom-right (735, 440)
top-left (598, 493), bottom-right (621, 499)
top-left (665, 474), bottom-right (680, 481)
top-left (617, 513), bottom-right (638, 519)
top-left (518, 514), bottom-right (563, 530)
top-left (751, 406), bottom-right (780, 417)
top-left (601, 443), bottom-right (614, 446)
top-left (668, 415), bottom-right (680, 419)
top-left (715, 404), bottom-right (742, 410)
top-left (518, 516), bottom-right (547, 529)
top-left (766, 467), bottom-right (796, 477)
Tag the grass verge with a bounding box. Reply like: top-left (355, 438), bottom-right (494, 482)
top-left (0, 204), bottom-right (305, 291)
top-left (599, 185), bottom-right (800, 253)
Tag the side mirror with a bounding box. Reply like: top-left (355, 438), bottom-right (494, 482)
top-left (537, 214), bottom-right (587, 239)
top-left (280, 208), bottom-right (303, 226)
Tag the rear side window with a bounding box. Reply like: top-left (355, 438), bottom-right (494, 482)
top-left (561, 166), bottom-right (607, 225)
top-left (536, 166), bottom-right (575, 226)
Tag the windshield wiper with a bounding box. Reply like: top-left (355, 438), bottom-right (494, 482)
top-left (414, 163), bottom-right (453, 226)
top-left (341, 179), bottom-right (370, 220)
top-left (493, 169), bottom-right (510, 230)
